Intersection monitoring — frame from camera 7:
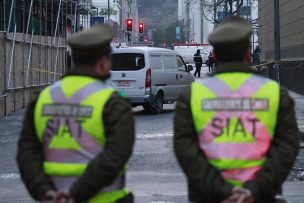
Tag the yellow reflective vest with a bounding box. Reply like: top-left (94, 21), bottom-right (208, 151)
top-left (191, 72), bottom-right (280, 186)
top-left (35, 76), bottom-right (128, 203)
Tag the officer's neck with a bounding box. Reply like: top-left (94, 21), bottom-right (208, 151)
top-left (64, 66), bottom-right (111, 81)
top-left (215, 61), bottom-right (254, 74)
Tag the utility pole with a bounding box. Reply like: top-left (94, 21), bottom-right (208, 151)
top-left (274, 0), bottom-right (281, 63)
top-left (225, 1), bottom-right (228, 17)
top-left (214, 0), bottom-right (217, 26)
top-left (108, 0), bottom-right (110, 20)
top-left (236, 0), bottom-right (240, 16)
top-left (274, 0), bottom-right (281, 82)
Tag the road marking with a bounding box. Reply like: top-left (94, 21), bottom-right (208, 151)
top-left (136, 133), bottom-right (173, 139)
top-left (151, 202), bottom-right (175, 203)
top-left (0, 173), bottom-right (20, 180)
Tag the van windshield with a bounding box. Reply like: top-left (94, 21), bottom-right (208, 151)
top-left (112, 53), bottom-right (145, 71)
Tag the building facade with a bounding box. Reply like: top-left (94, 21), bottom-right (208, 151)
top-left (259, 0), bottom-right (304, 61)
top-left (178, 0), bottom-right (212, 44)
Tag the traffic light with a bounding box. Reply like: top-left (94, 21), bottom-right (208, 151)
top-left (127, 18), bottom-right (132, 31)
top-left (139, 23), bottom-right (144, 34)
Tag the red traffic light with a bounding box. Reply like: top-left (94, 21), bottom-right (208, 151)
top-left (139, 23), bottom-right (144, 34)
top-left (127, 18), bottom-right (132, 31)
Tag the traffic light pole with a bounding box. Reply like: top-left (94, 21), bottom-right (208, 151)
top-left (274, 0), bottom-right (281, 83)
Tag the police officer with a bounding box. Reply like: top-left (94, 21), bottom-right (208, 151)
top-left (174, 16), bottom-right (299, 203)
top-left (17, 24), bottom-right (135, 203)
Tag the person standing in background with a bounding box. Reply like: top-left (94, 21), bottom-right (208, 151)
top-left (194, 50), bottom-right (203, 77)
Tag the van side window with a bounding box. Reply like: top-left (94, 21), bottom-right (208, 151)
top-left (150, 55), bottom-right (163, 70)
top-left (176, 56), bottom-right (187, 71)
top-left (163, 55), bottom-right (177, 70)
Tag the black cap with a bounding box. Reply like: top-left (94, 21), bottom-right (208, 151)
top-left (208, 16), bottom-right (252, 50)
top-left (68, 24), bottom-right (113, 54)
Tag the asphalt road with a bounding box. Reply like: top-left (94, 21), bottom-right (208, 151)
top-left (0, 69), bottom-right (304, 203)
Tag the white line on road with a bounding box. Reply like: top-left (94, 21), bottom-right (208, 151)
top-left (136, 133), bottom-right (173, 139)
top-left (0, 173), bottom-right (20, 180)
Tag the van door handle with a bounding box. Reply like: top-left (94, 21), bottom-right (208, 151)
top-left (176, 75), bottom-right (178, 80)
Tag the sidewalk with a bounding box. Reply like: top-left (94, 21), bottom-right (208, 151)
top-left (289, 91), bottom-right (304, 138)
top-left (283, 181), bottom-right (304, 203)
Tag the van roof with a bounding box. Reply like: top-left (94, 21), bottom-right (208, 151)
top-left (113, 46), bottom-right (176, 54)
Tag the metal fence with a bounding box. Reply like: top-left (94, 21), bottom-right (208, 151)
top-left (0, 0), bottom-right (92, 116)
top-left (256, 61), bottom-right (304, 95)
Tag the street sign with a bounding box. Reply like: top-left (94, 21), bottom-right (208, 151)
top-left (176, 27), bottom-right (181, 40)
top-left (91, 17), bottom-right (104, 26)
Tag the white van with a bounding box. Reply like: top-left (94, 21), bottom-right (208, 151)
top-left (111, 47), bottom-right (195, 113)
top-left (173, 44), bottom-right (213, 64)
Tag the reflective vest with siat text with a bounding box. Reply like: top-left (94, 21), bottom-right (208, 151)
top-left (34, 76), bottom-right (128, 203)
top-left (191, 73), bottom-right (280, 187)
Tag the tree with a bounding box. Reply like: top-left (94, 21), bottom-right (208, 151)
top-left (164, 21), bottom-right (185, 45)
top-left (188, 0), bottom-right (257, 24)
top-left (99, 7), bottom-right (118, 16)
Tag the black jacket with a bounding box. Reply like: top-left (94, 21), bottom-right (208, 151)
top-left (174, 62), bottom-right (299, 203)
top-left (17, 70), bottom-right (135, 203)
top-left (194, 53), bottom-right (203, 66)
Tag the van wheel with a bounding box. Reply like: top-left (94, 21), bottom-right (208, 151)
top-left (143, 93), bottom-right (164, 114)
top-left (143, 104), bottom-right (151, 112)
top-left (151, 93), bottom-right (164, 114)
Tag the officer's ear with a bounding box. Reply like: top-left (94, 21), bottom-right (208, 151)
top-left (96, 54), bottom-right (112, 75)
top-left (213, 50), bottom-right (218, 61)
top-left (245, 48), bottom-right (251, 63)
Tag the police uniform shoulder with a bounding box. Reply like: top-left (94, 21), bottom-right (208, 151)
top-left (208, 16), bottom-right (252, 48)
top-left (67, 24), bottom-right (113, 53)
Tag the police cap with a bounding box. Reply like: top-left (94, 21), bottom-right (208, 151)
top-left (208, 16), bottom-right (252, 50)
top-left (68, 24), bottom-right (113, 54)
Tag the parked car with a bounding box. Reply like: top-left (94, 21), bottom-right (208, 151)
top-left (111, 47), bottom-right (194, 113)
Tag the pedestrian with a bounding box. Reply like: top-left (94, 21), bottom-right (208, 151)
top-left (193, 49), bottom-right (203, 77)
top-left (174, 16), bottom-right (299, 203)
top-left (67, 50), bottom-right (71, 71)
top-left (208, 51), bottom-right (214, 73)
top-left (17, 24), bottom-right (135, 203)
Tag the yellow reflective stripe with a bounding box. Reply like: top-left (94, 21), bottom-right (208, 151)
top-left (44, 162), bottom-right (87, 176)
top-left (89, 189), bottom-right (129, 203)
top-left (81, 88), bottom-right (114, 146)
top-left (208, 158), bottom-right (265, 170)
top-left (226, 179), bottom-right (244, 187)
top-left (252, 80), bottom-right (280, 138)
top-left (191, 82), bottom-right (217, 132)
top-left (35, 87), bottom-right (53, 142)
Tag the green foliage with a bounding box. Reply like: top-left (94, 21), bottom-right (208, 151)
top-left (153, 21), bottom-right (185, 46)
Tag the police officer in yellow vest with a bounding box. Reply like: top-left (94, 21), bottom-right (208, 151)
top-left (17, 24), bottom-right (135, 203)
top-left (174, 16), bottom-right (299, 203)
